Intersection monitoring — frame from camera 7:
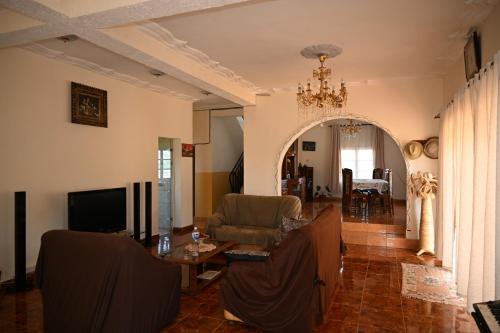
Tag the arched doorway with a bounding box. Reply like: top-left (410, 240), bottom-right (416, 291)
top-left (276, 114), bottom-right (411, 228)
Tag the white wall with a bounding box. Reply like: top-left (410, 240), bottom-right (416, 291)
top-left (444, 2), bottom-right (500, 103)
top-left (212, 117), bottom-right (243, 172)
top-left (193, 110), bottom-right (212, 172)
top-left (297, 125), bottom-right (333, 193)
top-left (244, 77), bottom-right (442, 238)
top-left (383, 132), bottom-right (407, 200)
top-left (0, 48), bottom-right (193, 281)
top-left (296, 125), bottom-right (407, 200)
top-left (194, 109), bottom-right (243, 173)
top-left (193, 109), bottom-right (243, 216)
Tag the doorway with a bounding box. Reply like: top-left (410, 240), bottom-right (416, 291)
top-left (158, 137), bottom-right (173, 235)
top-left (279, 118), bottom-right (407, 225)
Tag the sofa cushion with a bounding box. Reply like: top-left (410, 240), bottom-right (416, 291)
top-left (281, 216), bottom-right (311, 233)
top-left (212, 225), bottom-right (280, 248)
top-left (277, 216), bottom-right (311, 244)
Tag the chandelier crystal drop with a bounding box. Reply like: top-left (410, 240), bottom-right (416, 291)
top-left (341, 119), bottom-right (362, 139)
top-left (297, 52), bottom-right (347, 119)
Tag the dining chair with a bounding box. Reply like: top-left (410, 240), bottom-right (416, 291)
top-left (372, 168), bottom-right (384, 179)
top-left (342, 168), bottom-right (368, 217)
top-left (383, 169), bottom-right (394, 216)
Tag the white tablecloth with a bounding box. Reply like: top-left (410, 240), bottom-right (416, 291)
top-left (353, 179), bottom-right (388, 194)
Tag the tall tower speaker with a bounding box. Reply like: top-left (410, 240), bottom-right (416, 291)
top-left (15, 191), bottom-right (26, 291)
top-left (145, 181), bottom-right (152, 246)
top-left (133, 182), bottom-right (141, 241)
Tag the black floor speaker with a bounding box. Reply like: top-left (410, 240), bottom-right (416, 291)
top-left (145, 181), bottom-right (152, 246)
top-left (133, 182), bottom-right (141, 241)
top-left (15, 191), bottom-right (26, 291)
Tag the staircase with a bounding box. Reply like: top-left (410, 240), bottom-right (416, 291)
top-left (229, 153), bottom-right (243, 193)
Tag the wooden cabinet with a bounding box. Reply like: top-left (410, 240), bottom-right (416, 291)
top-left (299, 164), bottom-right (314, 202)
top-left (281, 139), bottom-right (298, 179)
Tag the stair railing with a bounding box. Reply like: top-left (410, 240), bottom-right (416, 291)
top-left (229, 153), bottom-right (244, 193)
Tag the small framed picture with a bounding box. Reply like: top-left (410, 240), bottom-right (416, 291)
top-left (71, 82), bottom-right (107, 127)
top-left (302, 141), bottom-right (316, 151)
top-left (464, 31), bottom-right (481, 81)
top-left (182, 143), bottom-right (194, 157)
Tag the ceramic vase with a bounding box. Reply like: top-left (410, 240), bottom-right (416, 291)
top-left (417, 196), bottom-right (435, 256)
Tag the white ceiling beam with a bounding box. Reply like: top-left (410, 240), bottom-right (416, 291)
top-left (0, 0), bottom-right (257, 105)
top-left (0, 7), bottom-right (44, 34)
top-left (75, 0), bottom-right (255, 28)
top-left (0, 0), bottom-right (254, 48)
top-left (82, 24), bottom-right (256, 105)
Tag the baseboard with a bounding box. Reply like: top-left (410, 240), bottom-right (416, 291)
top-left (173, 225), bottom-right (194, 235)
top-left (0, 272), bottom-right (36, 293)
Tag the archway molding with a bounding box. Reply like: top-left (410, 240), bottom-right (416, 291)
top-left (274, 113), bottom-right (413, 233)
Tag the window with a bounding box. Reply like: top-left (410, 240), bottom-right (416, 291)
top-left (341, 148), bottom-right (374, 179)
top-left (158, 149), bottom-right (172, 180)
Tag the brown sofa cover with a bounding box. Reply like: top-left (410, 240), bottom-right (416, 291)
top-left (220, 206), bottom-right (341, 332)
top-left (35, 230), bottom-right (181, 333)
top-left (207, 193), bottom-right (302, 247)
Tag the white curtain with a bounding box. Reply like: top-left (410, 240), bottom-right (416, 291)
top-left (438, 51), bottom-right (499, 310)
top-left (340, 124), bottom-right (375, 179)
top-left (373, 127), bottom-right (386, 169)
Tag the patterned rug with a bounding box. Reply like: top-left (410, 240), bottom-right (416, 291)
top-left (401, 263), bottom-right (466, 307)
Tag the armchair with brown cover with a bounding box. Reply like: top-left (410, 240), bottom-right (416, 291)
top-left (207, 193), bottom-right (302, 248)
top-left (220, 206), bottom-right (342, 332)
top-left (36, 230), bottom-right (181, 333)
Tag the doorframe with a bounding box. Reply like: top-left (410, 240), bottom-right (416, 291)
top-left (274, 113), bottom-right (411, 231)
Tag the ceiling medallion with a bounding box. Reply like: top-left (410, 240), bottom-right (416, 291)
top-left (341, 119), bottom-right (362, 139)
top-left (297, 44), bottom-right (347, 119)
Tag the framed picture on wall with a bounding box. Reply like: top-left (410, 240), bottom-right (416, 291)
top-left (464, 31), bottom-right (481, 81)
top-left (182, 143), bottom-right (194, 157)
top-left (71, 82), bottom-right (107, 127)
top-left (302, 141), bottom-right (316, 151)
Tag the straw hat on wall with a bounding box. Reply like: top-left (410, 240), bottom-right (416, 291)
top-left (404, 141), bottom-right (423, 160)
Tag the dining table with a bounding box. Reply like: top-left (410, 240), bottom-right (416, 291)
top-left (352, 179), bottom-right (389, 194)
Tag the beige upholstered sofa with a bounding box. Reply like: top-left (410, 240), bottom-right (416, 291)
top-left (207, 193), bottom-right (302, 247)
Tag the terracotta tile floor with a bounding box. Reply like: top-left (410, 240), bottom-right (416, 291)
top-left (0, 243), bottom-right (479, 333)
top-left (342, 201), bottom-right (407, 225)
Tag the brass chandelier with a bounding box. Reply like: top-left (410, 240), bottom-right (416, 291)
top-left (340, 119), bottom-right (362, 139)
top-left (297, 45), bottom-right (347, 118)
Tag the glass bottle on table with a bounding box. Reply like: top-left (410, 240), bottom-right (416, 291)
top-left (191, 227), bottom-right (200, 257)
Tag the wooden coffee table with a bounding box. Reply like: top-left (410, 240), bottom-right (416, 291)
top-left (161, 240), bottom-right (235, 295)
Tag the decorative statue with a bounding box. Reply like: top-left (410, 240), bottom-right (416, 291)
top-left (410, 171), bottom-right (438, 256)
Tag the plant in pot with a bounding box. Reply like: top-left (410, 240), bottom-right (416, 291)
top-left (410, 171), bottom-right (438, 256)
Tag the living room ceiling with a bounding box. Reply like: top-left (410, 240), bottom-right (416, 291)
top-left (155, 0), bottom-right (497, 90)
top-left (0, 0), bottom-right (497, 105)
top-left (31, 37), bottom-right (237, 104)
top-left (0, 0), bottom-right (257, 106)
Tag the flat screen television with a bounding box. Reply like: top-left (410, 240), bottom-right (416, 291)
top-left (68, 187), bottom-right (126, 233)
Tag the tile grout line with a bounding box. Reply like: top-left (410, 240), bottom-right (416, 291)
top-left (356, 250), bottom-right (370, 333)
top-left (397, 251), bottom-right (408, 333)
top-left (211, 320), bottom-right (225, 333)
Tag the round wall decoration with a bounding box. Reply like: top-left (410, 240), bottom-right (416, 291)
top-left (424, 137), bottom-right (439, 159)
